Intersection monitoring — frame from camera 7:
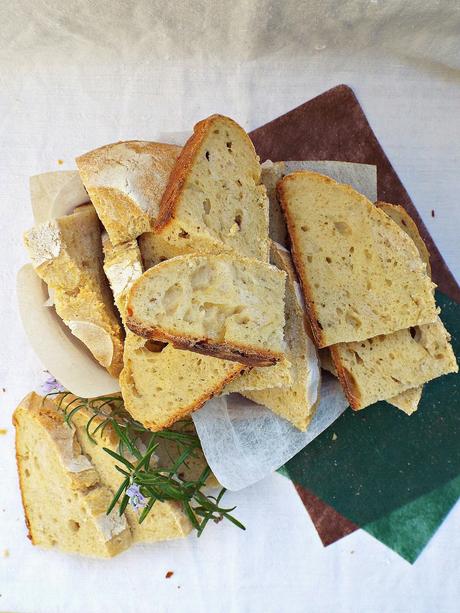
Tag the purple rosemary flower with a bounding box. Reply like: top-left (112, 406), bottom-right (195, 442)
top-left (126, 483), bottom-right (147, 511)
top-left (41, 374), bottom-right (65, 395)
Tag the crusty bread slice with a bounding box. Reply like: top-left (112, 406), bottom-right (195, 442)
top-left (330, 319), bottom-right (458, 409)
top-left (277, 171), bottom-right (438, 347)
top-left (376, 202), bottom-right (431, 276)
top-left (154, 115), bottom-right (269, 261)
top-left (120, 333), bottom-right (245, 430)
top-left (76, 141), bottom-right (181, 245)
top-left (331, 202), bottom-right (436, 413)
top-left (102, 234), bottom-right (143, 322)
top-left (23, 205), bottom-right (124, 377)
top-left (14, 393), bottom-right (131, 557)
top-left (70, 407), bottom-right (191, 543)
top-left (242, 243), bottom-right (321, 430)
top-left (126, 254), bottom-right (286, 366)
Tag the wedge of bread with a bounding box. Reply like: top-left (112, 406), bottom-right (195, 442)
top-left (376, 202), bottom-right (431, 276)
top-left (69, 407), bottom-right (192, 543)
top-left (76, 141), bottom-right (181, 245)
top-left (277, 171), bottom-right (438, 347)
top-left (330, 319), bottom-right (458, 409)
top-left (242, 243), bottom-right (321, 430)
top-left (120, 333), bottom-right (245, 430)
top-left (102, 234), bottom-right (143, 322)
top-left (14, 393), bottom-right (131, 557)
top-left (138, 231), bottom-right (186, 269)
top-left (154, 115), bottom-right (269, 261)
top-left (388, 387), bottom-right (423, 416)
top-left (126, 254), bottom-right (286, 366)
top-left (23, 205), bottom-right (124, 377)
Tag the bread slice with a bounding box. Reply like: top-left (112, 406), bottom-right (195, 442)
top-left (102, 234), bottom-right (143, 322)
top-left (14, 393), bottom-right (131, 557)
top-left (69, 407), bottom-right (191, 542)
top-left (330, 319), bottom-right (458, 409)
top-left (154, 115), bottom-right (269, 261)
top-left (138, 231), bottom-right (186, 269)
top-left (76, 141), bottom-right (181, 245)
top-left (376, 202), bottom-right (431, 276)
top-left (388, 386), bottom-right (423, 416)
top-left (120, 333), bottom-right (245, 430)
top-left (242, 243), bottom-right (321, 430)
top-left (126, 254), bottom-right (286, 366)
top-left (23, 205), bottom-right (124, 377)
top-left (277, 171), bottom-right (438, 347)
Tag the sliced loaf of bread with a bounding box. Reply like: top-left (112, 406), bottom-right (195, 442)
top-left (14, 393), bottom-right (131, 557)
top-left (330, 319), bottom-right (458, 409)
top-left (277, 171), bottom-right (438, 347)
top-left (23, 205), bottom-right (124, 377)
top-left (154, 115), bottom-right (269, 261)
top-left (76, 141), bottom-right (181, 245)
top-left (120, 333), bottom-right (245, 430)
top-left (242, 243), bottom-right (321, 430)
top-left (126, 254), bottom-right (286, 366)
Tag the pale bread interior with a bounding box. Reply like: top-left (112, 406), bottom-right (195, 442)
top-left (156, 115), bottom-right (269, 261)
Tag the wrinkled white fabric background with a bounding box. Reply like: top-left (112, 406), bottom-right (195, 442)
top-left (0, 2), bottom-right (459, 612)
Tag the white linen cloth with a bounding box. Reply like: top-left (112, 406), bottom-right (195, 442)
top-left (1, 2), bottom-right (459, 612)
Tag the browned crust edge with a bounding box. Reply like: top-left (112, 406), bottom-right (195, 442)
top-left (125, 319), bottom-right (282, 367)
top-left (137, 363), bottom-right (246, 431)
top-left (329, 345), bottom-right (361, 410)
top-left (276, 175), bottom-right (327, 348)
top-left (13, 392), bottom-right (39, 544)
top-left (154, 114), bottom-right (258, 233)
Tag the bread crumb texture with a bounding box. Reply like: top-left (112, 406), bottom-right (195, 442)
top-left (156, 115), bottom-right (269, 262)
top-left (126, 253), bottom-right (286, 365)
top-left (278, 171), bottom-right (438, 347)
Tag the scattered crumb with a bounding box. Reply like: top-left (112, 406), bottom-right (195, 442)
top-left (332, 432), bottom-right (337, 441)
top-left (2, 388), bottom-right (5, 393)
top-left (431, 210), bottom-right (435, 218)
top-left (3, 549), bottom-right (9, 558)
top-left (350, 550), bottom-right (354, 555)
top-left (0, 429), bottom-right (7, 435)
top-left (57, 159), bottom-right (64, 165)
top-left (177, 586), bottom-right (181, 590)
top-left (165, 571), bottom-right (174, 579)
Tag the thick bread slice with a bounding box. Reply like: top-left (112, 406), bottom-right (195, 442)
top-left (277, 171), bottom-right (438, 347)
top-left (332, 202), bottom-right (436, 413)
top-left (23, 205), bottom-right (124, 377)
top-left (261, 161), bottom-right (289, 246)
top-left (126, 254), bottom-right (286, 366)
top-left (120, 333), bottom-right (245, 430)
top-left (69, 408), bottom-right (191, 543)
top-left (76, 141), bottom-right (181, 245)
top-left (154, 115), bottom-right (269, 261)
top-left (376, 202), bottom-right (431, 276)
top-left (138, 231), bottom-right (186, 269)
top-left (14, 393), bottom-right (131, 557)
top-left (242, 243), bottom-right (321, 430)
top-left (331, 320), bottom-right (457, 409)
top-left (102, 234), bottom-right (144, 322)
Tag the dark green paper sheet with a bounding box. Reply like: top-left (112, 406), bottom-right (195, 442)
top-left (280, 290), bottom-right (460, 561)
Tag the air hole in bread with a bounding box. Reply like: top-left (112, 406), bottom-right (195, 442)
top-left (162, 283), bottom-right (183, 314)
top-left (336, 307), bottom-right (343, 316)
top-left (301, 225), bottom-right (309, 232)
top-left (385, 278), bottom-right (392, 287)
top-left (226, 141), bottom-right (232, 151)
top-left (205, 151), bottom-right (210, 161)
top-left (178, 229), bottom-right (189, 239)
top-left (234, 212), bottom-right (242, 229)
top-left (352, 350), bottom-right (363, 365)
top-left (391, 376), bottom-right (401, 384)
top-left (326, 257), bottom-right (332, 264)
top-left (25, 468), bottom-right (30, 477)
top-left (435, 353), bottom-right (446, 360)
top-left (367, 281), bottom-right (373, 290)
top-left (68, 520), bottom-right (80, 533)
top-left (334, 221), bottom-right (352, 236)
top-left (203, 199), bottom-right (211, 215)
top-left (345, 310), bottom-right (362, 328)
top-left (364, 248), bottom-right (372, 259)
top-left (145, 340), bottom-right (166, 353)
top-left (307, 255), bottom-right (313, 263)
top-left (191, 265), bottom-right (212, 289)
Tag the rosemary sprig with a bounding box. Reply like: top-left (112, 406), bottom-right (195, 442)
top-left (44, 391), bottom-right (245, 537)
